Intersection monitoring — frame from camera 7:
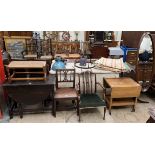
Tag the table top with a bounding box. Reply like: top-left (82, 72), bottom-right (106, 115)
top-left (55, 54), bottom-right (81, 59)
top-left (104, 77), bottom-right (141, 88)
top-left (49, 62), bottom-right (119, 75)
top-left (40, 55), bottom-right (53, 60)
top-left (3, 75), bottom-right (55, 87)
top-left (8, 61), bottom-right (46, 68)
top-left (24, 54), bottom-right (37, 58)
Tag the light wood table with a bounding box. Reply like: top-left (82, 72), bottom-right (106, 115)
top-left (40, 55), bottom-right (53, 60)
top-left (103, 77), bottom-right (141, 114)
top-left (55, 54), bottom-right (81, 59)
top-left (24, 54), bottom-right (37, 60)
top-left (7, 61), bottom-right (47, 83)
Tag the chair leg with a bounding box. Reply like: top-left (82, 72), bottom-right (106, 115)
top-left (78, 108), bottom-right (81, 122)
top-left (131, 105), bottom-right (135, 112)
top-left (103, 106), bottom-right (106, 120)
top-left (52, 100), bottom-right (56, 117)
top-left (109, 98), bottom-right (112, 115)
top-left (76, 99), bottom-right (79, 116)
top-left (19, 103), bottom-right (23, 119)
top-left (109, 106), bottom-right (111, 115)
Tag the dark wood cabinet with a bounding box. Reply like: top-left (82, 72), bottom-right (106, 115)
top-left (90, 46), bottom-right (109, 58)
top-left (136, 62), bottom-right (153, 82)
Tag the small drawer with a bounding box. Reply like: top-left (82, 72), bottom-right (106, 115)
top-left (127, 52), bottom-right (137, 56)
top-left (127, 60), bottom-right (136, 65)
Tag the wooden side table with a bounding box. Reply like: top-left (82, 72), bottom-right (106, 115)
top-left (103, 77), bottom-right (141, 114)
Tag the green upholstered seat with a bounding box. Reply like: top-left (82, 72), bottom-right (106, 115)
top-left (80, 94), bottom-right (106, 108)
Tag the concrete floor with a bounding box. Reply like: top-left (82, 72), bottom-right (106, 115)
top-left (1, 81), bottom-right (155, 123)
top-left (8, 93), bottom-right (155, 123)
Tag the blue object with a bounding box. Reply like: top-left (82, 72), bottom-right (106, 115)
top-left (79, 57), bottom-right (87, 66)
top-left (139, 50), bottom-right (150, 61)
top-left (52, 56), bottom-right (66, 71)
top-left (120, 46), bottom-right (137, 62)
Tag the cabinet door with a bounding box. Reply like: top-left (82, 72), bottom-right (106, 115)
top-left (143, 69), bottom-right (152, 81)
top-left (137, 68), bottom-right (144, 81)
top-left (137, 64), bottom-right (153, 82)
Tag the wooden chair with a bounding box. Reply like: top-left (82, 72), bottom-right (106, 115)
top-left (77, 71), bottom-right (106, 122)
top-left (53, 69), bottom-right (79, 117)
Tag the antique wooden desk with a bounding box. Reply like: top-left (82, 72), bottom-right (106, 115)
top-left (6, 61), bottom-right (47, 83)
top-left (3, 75), bottom-right (55, 118)
top-left (103, 77), bottom-right (141, 114)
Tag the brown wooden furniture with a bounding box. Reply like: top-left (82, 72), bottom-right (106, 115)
top-left (77, 71), bottom-right (106, 121)
top-left (104, 40), bottom-right (119, 47)
top-left (121, 31), bottom-right (144, 48)
top-left (136, 32), bottom-right (155, 92)
top-left (41, 39), bottom-right (52, 55)
top-left (126, 50), bottom-right (138, 66)
top-left (53, 69), bottom-right (79, 117)
top-left (3, 75), bottom-right (55, 118)
top-left (6, 61), bottom-right (47, 83)
top-left (25, 39), bottom-right (38, 55)
top-left (85, 31), bottom-right (118, 59)
top-left (52, 41), bottom-right (81, 54)
top-left (90, 46), bottom-right (109, 59)
top-left (0, 31), bottom-right (33, 37)
top-left (103, 77), bottom-right (141, 114)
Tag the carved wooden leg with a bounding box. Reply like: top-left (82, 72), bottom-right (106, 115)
top-left (103, 106), bottom-right (106, 120)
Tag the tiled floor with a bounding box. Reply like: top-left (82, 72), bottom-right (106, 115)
top-left (9, 93), bottom-right (155, 123)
